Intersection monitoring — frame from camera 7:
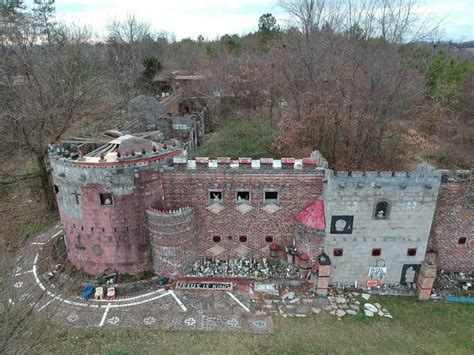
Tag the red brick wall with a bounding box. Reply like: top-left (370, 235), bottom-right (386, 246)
top-left (161, 167), bottom-right (324, 259)
top-left (430, 178), bottom-right (473, 273)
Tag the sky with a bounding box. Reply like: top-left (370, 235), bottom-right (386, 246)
top-left (44, 0), bottom-right (474, 42)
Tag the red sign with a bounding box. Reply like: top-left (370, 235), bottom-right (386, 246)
top-left (367, 280), bottom-right (378, 287)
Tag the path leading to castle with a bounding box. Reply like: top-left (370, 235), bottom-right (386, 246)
top-left (10, 227), bottom-right (272, 333)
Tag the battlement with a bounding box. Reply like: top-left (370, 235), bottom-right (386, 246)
top-left (147, 206), bottom-right (193, 217)
top-left (171, 153), bottom-right (326, 172)
top-left (330, 163), bottom-right (442, 190)
top-left (438, 169), bottom-right (472, 183)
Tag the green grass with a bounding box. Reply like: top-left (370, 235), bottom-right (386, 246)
top-left (38, 296), bottom-right (473, 354)
top-left (190, 116), bottom-right (277, 159)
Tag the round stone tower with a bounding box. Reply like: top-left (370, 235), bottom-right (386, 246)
top-left (49, 136), bottom-right (181, 275)
top-left (147, 207), bottom-right (198, 277)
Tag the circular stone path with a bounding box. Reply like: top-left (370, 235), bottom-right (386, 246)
top-left (11, 226), bottom-right (272, 333)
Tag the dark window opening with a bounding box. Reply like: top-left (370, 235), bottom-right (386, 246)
top-left (213, 235), bottom-right (221, 243)
top-left (264, 191), bottom-right (279, 204)
top-left (458, 237), bottom-right (467, 245)
top-left (53, 185), bottom-right (59, 193)
top-left (236, 191), bottom-right (250, 203)
top-left (100, 193), bottom-right (113, 206)
top-left (375, 201), bottom-right (389, 219)
top-left (90, 227), bottom-right (94, 232)
top-left (102, 228), bottom-right (105, 232)
top-left (81, 226), bottom-right (84, 231)
top-left (407, 248), bottom-right (417, 256)
top-left (372, 248), bottom-right (382, 256)
top-left (114, 227), bottom-right (117, 232)
top-left (239, 235), bottom-right (247, 243)
top-left (209, 190), bottom-right (223, 203)
top-left (333, 248), bottom-right (343, 257)
top-left (265, 236), bottom-right (273, 243)
top-left (227, 235), bottom-right (232, 240)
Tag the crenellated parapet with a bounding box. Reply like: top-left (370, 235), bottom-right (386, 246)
top-left (170, 154), bottom-right (326, 172)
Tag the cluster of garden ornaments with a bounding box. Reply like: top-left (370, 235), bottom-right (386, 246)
top-left (253, 288), bottom-right (393, 320)
top-left (189, 257), bottom-right (300, 278)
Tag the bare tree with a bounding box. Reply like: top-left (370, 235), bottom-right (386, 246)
top-left (106, 14), bottom-right (163, 98)
top-left (279, 0), bottom-right (440, 43)
top-left (0, 21), bottom-right (103, 210)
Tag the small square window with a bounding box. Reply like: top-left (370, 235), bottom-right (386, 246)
top-left (99, 193), bottom-right (113, 206)
top-left (236, 191), bottom-right (250, 203)
top-left (458, 237), bottom-right (467, 245)
top-left (239, 235), bottom-right (247, 243)
top-left (264, 191), bottom-right (279, 204)
top-left (212, 235), bottom-right (221, 243)
top-left (333, 248), bottom-right (343, 257)
top-left (372, 248), bottom-right (382, 256)
top-left (407, 248), bottom-right (417, 256)
top-left (53, 185), bottom-right (59, 193)
top-left (209, 190), bottom-right (223, 203)
top-left (265, 236), bottom-right (273, 243)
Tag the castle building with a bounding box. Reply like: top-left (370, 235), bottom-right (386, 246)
top-left (49, 134), bottom-right (473, 287)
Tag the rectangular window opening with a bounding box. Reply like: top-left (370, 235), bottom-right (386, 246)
top-left (458, 237), bottom-right (467, 245)
top-left (333, 248), bottom-right (343, 257)
top-left (53, 185), bottom-right (59, 194)
top-left (264, 191), bottom-right (279, 204)
top-left (99, 193), bottom-right (114, 206)
top-left (407, 248), bottom-right (417, 256)
top-left (209, 190), bottom-right (223, 203)
top-left (371, 248), bottom-right (382, 257)
top-left (236, 191), bottom-right (250, 203)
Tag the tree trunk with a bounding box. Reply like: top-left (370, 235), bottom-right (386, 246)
top-left (35, 153), bottom-right (57, 212)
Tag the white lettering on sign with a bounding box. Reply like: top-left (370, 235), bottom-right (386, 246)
top-left (176, 281), bottom-right (233, 291)
top-left (368, 267), bottom-right (387, 278)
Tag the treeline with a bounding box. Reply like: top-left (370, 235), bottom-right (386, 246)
top-left (0, 1), bottom-right (473, 210)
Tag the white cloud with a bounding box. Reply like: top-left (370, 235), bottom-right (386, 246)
top-left (50, 0), bottom-right (473, 41)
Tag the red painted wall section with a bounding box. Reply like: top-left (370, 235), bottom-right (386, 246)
top-left (61, 169), bottom-right (165, 275)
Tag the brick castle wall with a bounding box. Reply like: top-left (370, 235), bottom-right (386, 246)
top-left (161, 162), bottom-right (324, 260)
top-left (429, 172), bottom-right (473, 273)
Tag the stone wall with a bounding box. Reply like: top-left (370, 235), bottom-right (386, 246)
top-left (161, 157), bottom-right (325, 261)
top-left (323, 164), bottom-right (441, 286)
top-left (147, 207), bottom-right (197, 277)
top-left (50, 152), bottom-right (173, 275)
top-left (429, 171), bottom-right (473, 273)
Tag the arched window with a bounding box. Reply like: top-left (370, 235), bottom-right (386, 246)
top-left (374, 200), bottom-right (389, 219)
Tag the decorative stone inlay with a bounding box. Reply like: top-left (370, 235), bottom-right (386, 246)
top-left (252, 319), bottom-right (268, 330)
top-left (262, 204), bottom-right (280, 214)
top-left (206, 244), bottom-right (226, 257)
top-left (107, 316), bottom-right (120, 325)
top-left (235, 244), bottom-right (252, 256)
top-left (235, 203), bottom-right (254, 215)
top-left (184, 317), bottom-right (196, 325)
top-left (14, 281), bottom-right (23, 288)
top-left (67, 313), bottom-right (79, 323)
top-left (144, 316), bottom-right (156, 325)
top-left (226, 318), bottom-right (240, 327)
top-left (206, 203), bottom-right (225, 214)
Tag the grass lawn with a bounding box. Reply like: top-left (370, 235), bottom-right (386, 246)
top-left (39, 296), bottom-right (473, 354)
top-left (190, 116), bottom-right (277, 159)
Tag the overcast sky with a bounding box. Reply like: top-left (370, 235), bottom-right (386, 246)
top-left (47, 0), bottom-right (473, 42)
